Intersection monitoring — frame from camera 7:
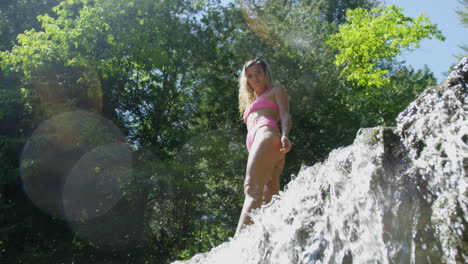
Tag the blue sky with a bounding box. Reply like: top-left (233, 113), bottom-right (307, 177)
top-left (221, 0), bottom-right (467, 83)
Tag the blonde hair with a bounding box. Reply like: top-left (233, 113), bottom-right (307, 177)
top-left (238, 58), bottom-right (273, 119)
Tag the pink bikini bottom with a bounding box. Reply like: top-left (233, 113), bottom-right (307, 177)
top-left (246, 116), bottom-right (279, 152)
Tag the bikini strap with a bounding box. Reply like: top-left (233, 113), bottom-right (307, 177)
top-left (260, 86), bottom-right (274, 97)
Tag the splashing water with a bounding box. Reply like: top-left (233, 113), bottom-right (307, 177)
top-left (173, 58), bottom-right (467, 263)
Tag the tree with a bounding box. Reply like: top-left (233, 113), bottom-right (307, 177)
top-left (324, 5), bottom-right (444, 127)
top-left (456, 0), bottom-right (468, 56)
top-left (458, 0), bottom-right (468, 25)
top-left (0, 0), bottom-right (62, 50)
top-left (0, 0), bottom-right (444, 262)
top-left (0, 0), bottom-right (221, 262)
top-left (327, 5), bottom-right (444, 88)
top-left (0, 1), bottom-right (71, 262)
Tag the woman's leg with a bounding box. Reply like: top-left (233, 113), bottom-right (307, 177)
top-left (262, 156), bottom-right (284, 205)
top-left (235, 128), bottom-right (281, 236)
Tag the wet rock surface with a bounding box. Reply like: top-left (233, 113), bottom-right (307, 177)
top-left (173, 57), bottom-right (467, 264)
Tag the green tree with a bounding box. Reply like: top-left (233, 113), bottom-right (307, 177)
top-left (0, 0), bottom-right (62, 50)
top-left (0, 0), bottom-right (220, 262)
top-left (230, 0), bottom-right (381, 167)
top-left (0, 0), bottom-right (444, 262)
top-left (456, 0), bottom-right (468, 56)
top-left (327, 5), bottom-right (444, 88)
top-left (458, 0), bottom-right (468, 25)
top-left (0, 1), bottom-right (71, 262)
top-left (324, 5), bottom-right (444, 127)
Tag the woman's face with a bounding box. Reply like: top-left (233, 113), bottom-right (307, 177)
top-left (246, 64), bottom-right (267, 92)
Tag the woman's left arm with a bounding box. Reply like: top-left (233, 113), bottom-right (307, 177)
top-left (275, 86), bottom-right (292, 152)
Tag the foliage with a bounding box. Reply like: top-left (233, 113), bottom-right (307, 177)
top-left (0, 0), bottom-right (62, 51)
top-left (456, 0), bottom-right (468, 56)
top-left (0, 0), bottom-right (444, 263)
top-left (327, 5), bottom-right (445, 88)
top-left (0, 1), bottom-right (65, 263)
top-left (457, 0), bottom-right (468, 26)
top-left (231, 0), bottom-right (382, 166)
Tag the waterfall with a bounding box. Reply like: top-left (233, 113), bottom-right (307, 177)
top-left (173, 57), bottom-right (467, 264)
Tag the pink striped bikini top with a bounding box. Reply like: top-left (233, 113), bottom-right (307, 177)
top-left (243, 87), bottom-right (280, 124)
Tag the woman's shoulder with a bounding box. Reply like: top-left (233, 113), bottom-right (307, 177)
top-left (272, 85), bottom-right (288, 94)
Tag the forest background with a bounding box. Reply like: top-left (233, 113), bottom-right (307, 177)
top-left (0, 0), bottom-right (465, 263)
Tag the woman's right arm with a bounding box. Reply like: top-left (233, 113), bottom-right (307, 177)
top-left (275, 86), bottom-right (292, 152)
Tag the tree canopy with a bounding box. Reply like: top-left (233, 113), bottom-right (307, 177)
top-left (327, 5), bottom-right (444, 88)
top-left (0, 0), bottom-right (453, 263)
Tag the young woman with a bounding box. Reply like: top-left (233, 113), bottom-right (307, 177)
top-left (235, 58), bottom-right (292, 236)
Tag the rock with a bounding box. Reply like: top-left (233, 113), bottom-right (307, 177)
top-left (172, 57), bottom-right (467, 264)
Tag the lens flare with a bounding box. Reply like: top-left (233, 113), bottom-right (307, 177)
top-left (68, 146), bottom-right (167, 250)
top-left (239, 0), bottom-right (281, 48)
top-left (20, 111), bottom-right (127, 220)
top-left (63, 142), bottom-right (132, 222)
top-left (284, 30), bottom-right (312, 51)
top-left (239, 0), bottom-right (316, 51)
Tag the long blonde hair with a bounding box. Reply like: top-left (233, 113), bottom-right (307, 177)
top-left (238, 58), bottom-right (273, 119)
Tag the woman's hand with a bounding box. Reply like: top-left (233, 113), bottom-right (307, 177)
top-left (280, 135), bottom-right (292, 153)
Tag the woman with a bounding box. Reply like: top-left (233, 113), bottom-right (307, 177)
top-left (235, 58), bottom-right (292, 236)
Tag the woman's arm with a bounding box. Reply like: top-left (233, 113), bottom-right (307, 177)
top-left (275, 86), bottom-right (292, 152)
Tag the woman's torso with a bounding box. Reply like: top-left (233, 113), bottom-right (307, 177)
top-left (245, 88), bottom-right (280, 130)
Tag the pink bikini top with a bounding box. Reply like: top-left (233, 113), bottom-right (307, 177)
top-left (243, 87), bottom-right (280, 123)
